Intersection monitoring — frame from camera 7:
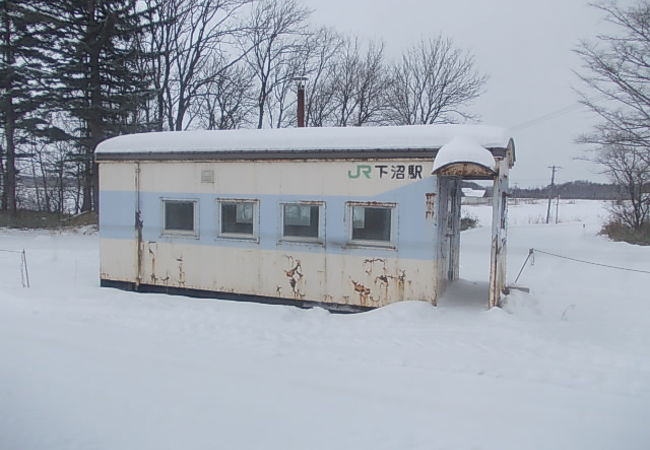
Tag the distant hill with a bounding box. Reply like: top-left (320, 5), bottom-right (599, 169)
top-left (513, 180), bottom-right (624, 200)
top-left (462, 180), bottom-right (625, 200)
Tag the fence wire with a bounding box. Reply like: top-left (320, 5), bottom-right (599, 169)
top-left (532, 248), bottom-right (650, 275)
top-left (513, 247), bottom-right (650, 288)
top-left (0, 248), bottom-right (31, 288)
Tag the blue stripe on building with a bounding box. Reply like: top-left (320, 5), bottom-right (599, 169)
top-left (99, 177), bottom-right (441, 261)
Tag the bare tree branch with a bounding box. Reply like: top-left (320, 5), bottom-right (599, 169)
top-left (383, 36), bottom-right (487, 125)
top-left (576, 0), bottom-right (650, 230)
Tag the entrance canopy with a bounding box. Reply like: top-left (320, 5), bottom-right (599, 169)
top-left (431, 136), bottom-right (497, 179)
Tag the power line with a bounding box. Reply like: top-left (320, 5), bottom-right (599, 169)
top-left (510, 103), bottom-right (587, 131)
top-left (508, 94), bottom-right (609, 132)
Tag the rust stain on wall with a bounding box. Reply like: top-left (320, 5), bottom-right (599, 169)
top-left (437, 163), bottom-right (495, 177)
top-left (375, 274), bottom-right (390, 301)
top-left (148, 242), bottom-right (157, 283)
top-left (284, 256), bottom-right (305, 299)
top-left (351, 280), bottom-right (372, 306)
top-left (177, 255), bottom-right (185, 287)
top-left (363, 258), bottom-right (385, 275)
top-left (425, 193), bottom-right (436, 220)
top-left (396, 269), bottom-right (407, 300)
top-left (349, 258), bottom-right (413, 305)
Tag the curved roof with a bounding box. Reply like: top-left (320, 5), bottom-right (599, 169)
top-left (95, 124), bottom-right (512, 160)
top-left (431, 136), bottom-right (496, 175)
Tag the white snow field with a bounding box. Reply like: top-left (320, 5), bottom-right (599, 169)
top-left (1, 200), bottom-right (649, 450)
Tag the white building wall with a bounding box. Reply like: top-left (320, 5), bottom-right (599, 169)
top-left (99, 158), bottom-right (441, 308)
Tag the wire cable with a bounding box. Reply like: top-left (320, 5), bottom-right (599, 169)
top-left (532, 248), bottom-right (650, 274)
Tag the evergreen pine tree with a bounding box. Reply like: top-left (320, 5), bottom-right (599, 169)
top-left (45, 0), bottom-right (153, 212)
top-left (0, 0), bottom-right (54, 214)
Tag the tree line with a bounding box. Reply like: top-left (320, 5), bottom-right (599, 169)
top-left (461, 180), bottom-right (627, 201)
top-left (0, 0), bottom-right (486, 216)
top-left (511, 181), bottom-right (626, 201)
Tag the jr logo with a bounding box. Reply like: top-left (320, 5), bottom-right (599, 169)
top-left (348, 164), bottom-right (372, 179)
top-left (347, 163), bottom-right (424, 180)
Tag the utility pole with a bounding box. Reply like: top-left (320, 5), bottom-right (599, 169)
top-left (513, 182), bottom-right (519, 206)
top-left (545, 165), bottom-right (561, 224)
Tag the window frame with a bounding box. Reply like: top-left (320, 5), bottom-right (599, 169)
top-left (216, 198), bottom-right (259, 241)
top-left (346, 201), bottom-right (397, 248)
top-left (161, 198), bottom-right (199, 238)
top-left (280, 201), bottom-right (325, 244)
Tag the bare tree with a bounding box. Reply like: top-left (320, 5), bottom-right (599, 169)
top-left (268, 56), bottom-right (304, 128)
top-left (242, 0), bottom-right (311, 128)
top-left (597, 142), bottom-right (650, 229)
top-left (142, 0), bottom-right (252, 131)
top-left (329, 38), bottom-right (363, 126)
top-left (324, 38), bottom-right (388, 127)
top-left (299, 27), bottom-right (343, 127)
top-left (383, 36), bottom-right (487, 125)
top-left (352, 40), bottom-right (389, 126)
top-left (576, 0), bottom-right (650, 231)
top-left (192, 59), bottom-right (256, 129)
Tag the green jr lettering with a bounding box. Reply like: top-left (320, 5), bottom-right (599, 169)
top-left (348, 165), bottom-right (372, 179)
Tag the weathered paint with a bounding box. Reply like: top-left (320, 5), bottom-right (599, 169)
top-left (100, 160), bottom-right (429, 197)
top-left (425, 193), bottom-right (436, 220)
top-left (100, 241), bottom-right (436, 307)
top-left (99, 158), bottom-right (439, 309)
top-left (98, 138), bottom-right (514, 310)
top-left (489, 156), bottom-right (510, 308)
top-left (435, 162), bottom-right (495, 178)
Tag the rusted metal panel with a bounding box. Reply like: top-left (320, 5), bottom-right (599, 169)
top-left (436, 162), bottom-right (495, 178)
top-left (425, 193), bottom-right (436, 220)
top-left (135, 162), bottom-right (143, 287)
top-left (345, 257), bottom-right (416, 307)
top-left (99, 157), bottom-right (443, 308)
top-left (488, 157), bottom-right (510, 308)
top-left (448, 181), bottom-right (461, 281)
top-left (101, 238), bottom-right (439, 308)
top-left (283, 256), bottom-right (306, 299)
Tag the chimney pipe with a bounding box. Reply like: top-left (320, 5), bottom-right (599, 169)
top-left (294, 76), bottom-right (307, 127)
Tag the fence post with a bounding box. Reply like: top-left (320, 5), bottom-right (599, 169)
top-left (21, 249), bottom-right (30, 288)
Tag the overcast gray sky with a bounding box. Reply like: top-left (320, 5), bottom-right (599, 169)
top-left (302, 0), bottom-right (619, 187)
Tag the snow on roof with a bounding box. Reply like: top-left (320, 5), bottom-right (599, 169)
top-left (431, 136), bottom-right (496, 174)
top-left (95, 124), bottom-right (510, 155)
top-left (461, 188), bottom-right (486, 198)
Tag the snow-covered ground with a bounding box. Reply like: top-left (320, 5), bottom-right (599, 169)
top-left (1, 200), bottom-right (649, 450)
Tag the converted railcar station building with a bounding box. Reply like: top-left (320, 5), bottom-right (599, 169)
top-left (96, 124), bottom-right (514, 311)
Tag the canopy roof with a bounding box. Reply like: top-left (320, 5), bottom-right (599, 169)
top-left (431, 136), bottom-right (497, 178)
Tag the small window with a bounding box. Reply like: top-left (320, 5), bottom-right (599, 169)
top-left (218, 199), bottom-right (258, 239)
top-left (282, 202), bottom-right (321, 240)
top-left (162, 199), bottom-right (198, 236)
top-left (349, 203), bottom-right (395, 246)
